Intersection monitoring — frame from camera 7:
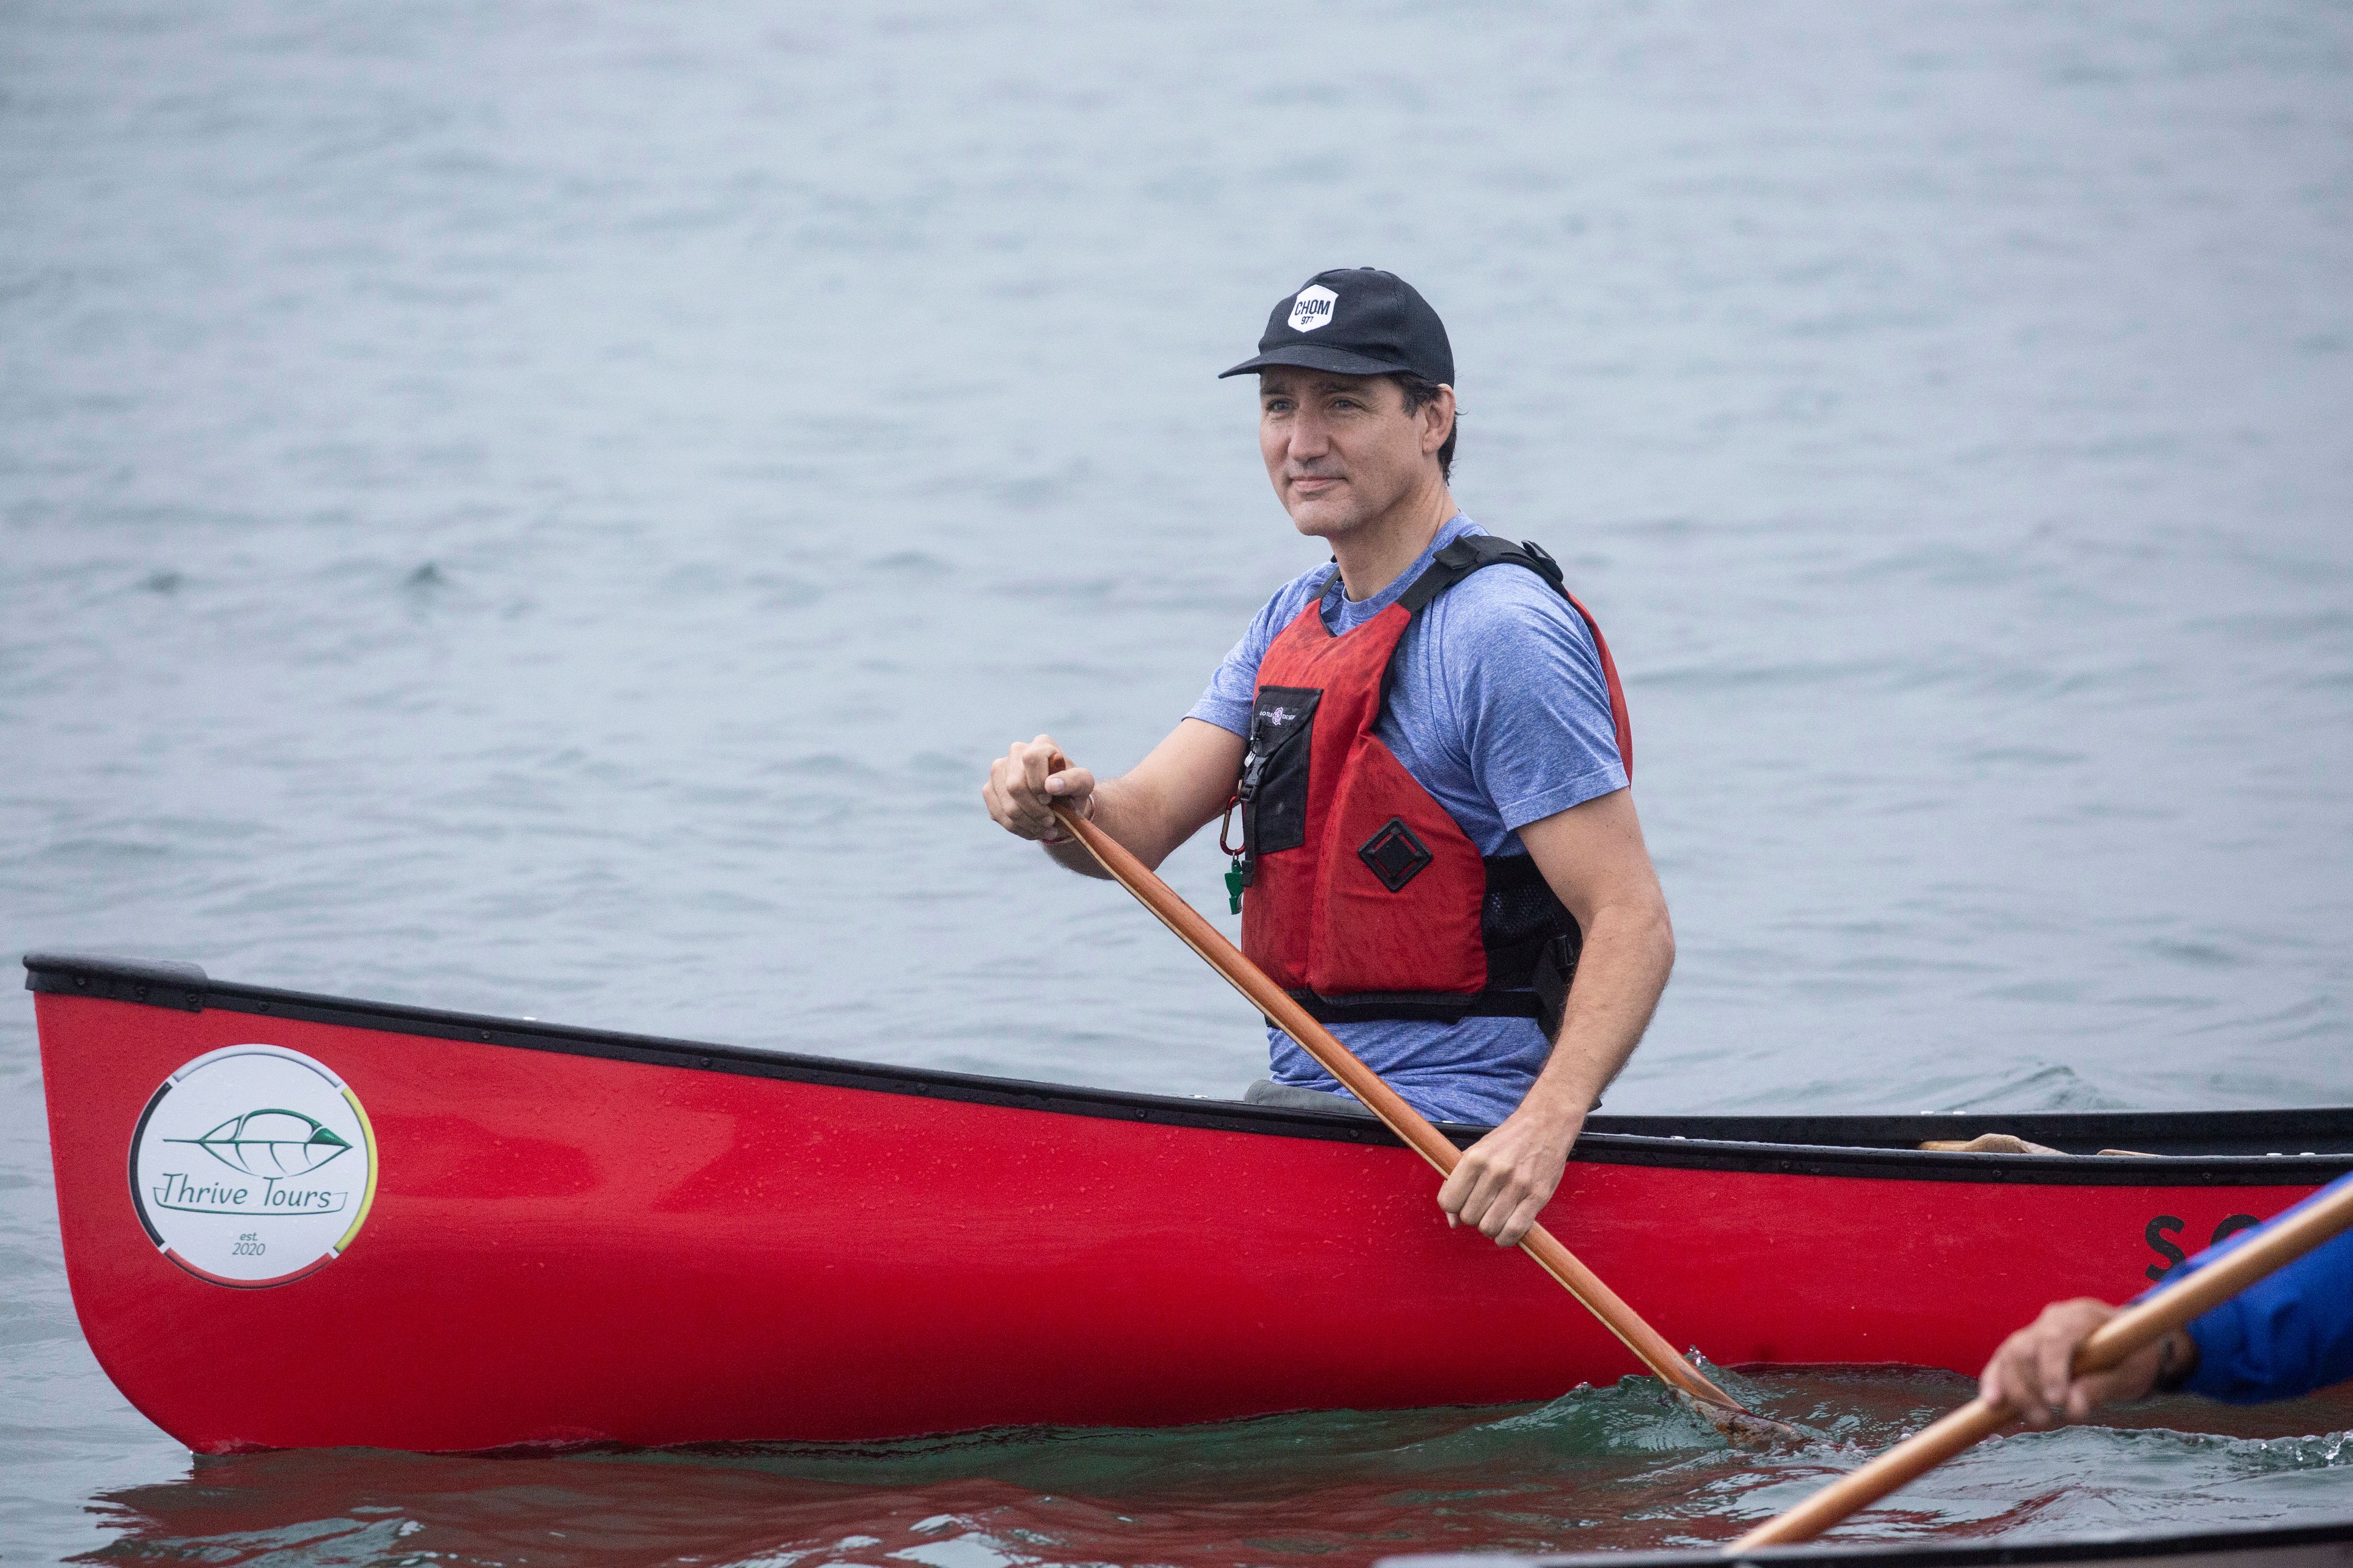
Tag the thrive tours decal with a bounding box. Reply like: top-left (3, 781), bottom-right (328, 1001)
top-left (129, 1043), bottom-right (377, 1287)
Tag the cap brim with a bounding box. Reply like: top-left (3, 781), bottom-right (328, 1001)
top-left (1217, 344), bottom-right (1417, 379)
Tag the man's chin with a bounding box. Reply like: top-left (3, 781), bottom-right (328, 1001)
top-left (1283, 498), bottom-right (1361, 538)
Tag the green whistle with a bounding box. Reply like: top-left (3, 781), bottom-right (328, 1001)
top-left (1224, 863), bottom-right (1246, 914)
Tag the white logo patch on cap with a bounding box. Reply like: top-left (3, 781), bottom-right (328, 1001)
top-left (1288, 285), bottom-right (1338, 333)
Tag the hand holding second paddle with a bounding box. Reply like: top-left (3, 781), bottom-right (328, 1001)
top-left (985, 735), bottom-right (1097, 844)
top-left (1978, 1297), bottom-right (2194, 1426)
top-left (1438, 1097), bottom-right (1584, 1246)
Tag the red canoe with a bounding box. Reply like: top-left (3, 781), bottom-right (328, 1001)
top-left (29, 952), bottom-right (2353, 1455)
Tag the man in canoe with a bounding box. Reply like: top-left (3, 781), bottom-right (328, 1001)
top-left (983, 267), bottom-right (1673, 1250)
top-left (1981, 1171), bottom-right (2353, 1423)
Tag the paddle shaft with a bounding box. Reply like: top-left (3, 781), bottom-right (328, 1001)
top-left (1048, 801), bottom-right (1750, 1418)
top-left (1728, 1176), bottom-right (2353, 1551)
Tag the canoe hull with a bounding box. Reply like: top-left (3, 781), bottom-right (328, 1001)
top-left (31, 958), bottom-right (2352, 1453)
top-left (1382, 1520), bottom-right (2353, 1568)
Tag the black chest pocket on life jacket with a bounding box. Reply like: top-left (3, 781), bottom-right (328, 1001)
top-left (1241, 686), bottom-right (1320, 856)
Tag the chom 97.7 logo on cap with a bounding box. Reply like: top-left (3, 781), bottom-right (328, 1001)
top-left (128, 1043), bottom-right (377, 1287)
top-left (1288, 284), bottom-right (1338, 332)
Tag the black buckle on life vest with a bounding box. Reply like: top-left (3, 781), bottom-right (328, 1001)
top-left (1357, 817), bottom-right (1433, 892)
top-left (1515, 539), bottom-right (1567, 589)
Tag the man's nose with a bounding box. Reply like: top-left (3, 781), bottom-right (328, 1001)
top-left (1287, 411), bottom-right (1331, 461)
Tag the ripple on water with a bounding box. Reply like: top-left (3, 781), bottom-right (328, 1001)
top-left (66, 1370), bottom-right (2353, 1567)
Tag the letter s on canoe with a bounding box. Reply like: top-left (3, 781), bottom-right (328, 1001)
top-left (2144, 1214), bottom-right (2186, 1282)
top-left (2143, 1212), bottom-right (2262, 1282)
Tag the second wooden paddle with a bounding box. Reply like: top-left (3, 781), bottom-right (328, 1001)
top-left (1048, 799), bottom-right (1788, 1439)
top-left (1728, 1175), bottom-right (2353, 1548)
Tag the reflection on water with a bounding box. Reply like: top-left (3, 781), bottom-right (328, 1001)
top-left (81, 1371), bottom-right (2353, 1567)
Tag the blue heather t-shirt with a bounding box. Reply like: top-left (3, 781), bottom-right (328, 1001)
top-left (1188, 515), bottom-right (1629, 1126)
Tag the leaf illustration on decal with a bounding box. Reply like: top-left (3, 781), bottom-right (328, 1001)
top-left (167, 1109), bottom-right (354, 1176)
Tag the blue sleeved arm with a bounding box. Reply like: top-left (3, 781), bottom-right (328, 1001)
top-left (2161, 1173), bottom-right (2353, 1403)
top-left (1442, 569), bottom-right (1627, 831)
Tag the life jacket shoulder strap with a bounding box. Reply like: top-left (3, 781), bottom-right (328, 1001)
top-left (1395, 534), bottom-right (1568, 616)
top-left (1389, 532), bottom-right (1633, 782)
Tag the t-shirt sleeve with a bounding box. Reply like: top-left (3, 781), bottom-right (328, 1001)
top-left (1188, 578), bottom-right (1314, 737)
top-left (1443, 570), bottom-right (1629, 832)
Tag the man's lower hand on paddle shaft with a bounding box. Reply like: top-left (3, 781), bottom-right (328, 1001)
top-left (1437, 1083), bottom-right (1587, 1247)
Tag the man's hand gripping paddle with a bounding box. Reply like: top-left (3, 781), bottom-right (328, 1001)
top-left (1048, 796), bottom-right (1792, 1442)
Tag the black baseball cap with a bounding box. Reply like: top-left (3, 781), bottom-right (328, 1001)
top-left (1219, 267), bottom-right (1454, 385)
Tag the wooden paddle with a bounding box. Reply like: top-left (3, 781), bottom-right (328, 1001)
top-left (1729, 1176), bottom-right (2353, 1550)
top-left (1047, 798), bottom-right (1789, 1440)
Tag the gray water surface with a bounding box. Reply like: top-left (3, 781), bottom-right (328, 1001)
top-left (4, 1), bottom-right (2352, 1562)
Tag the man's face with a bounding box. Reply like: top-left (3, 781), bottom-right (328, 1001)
top-left (1257, 367), bottom-right (1441, 539)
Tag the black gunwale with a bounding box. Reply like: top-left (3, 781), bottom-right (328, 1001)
top-left (26, 953), bottom-right (2353, 1186)
top-left (1379, 1515), bottom-right (2353, 1568)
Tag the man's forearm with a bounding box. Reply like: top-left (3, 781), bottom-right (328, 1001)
top-left (1521, 900), bottom-right (1675, 1119)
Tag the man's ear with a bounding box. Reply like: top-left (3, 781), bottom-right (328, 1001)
top-left (1422, 385), bottom-right (1457, 456)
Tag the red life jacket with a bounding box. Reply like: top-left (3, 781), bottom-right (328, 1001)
top-left (1232, 535), bottom-right (1632, 1030)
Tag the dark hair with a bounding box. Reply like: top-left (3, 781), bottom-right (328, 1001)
top-left (1393, 373), bottom-right (1457, 481)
